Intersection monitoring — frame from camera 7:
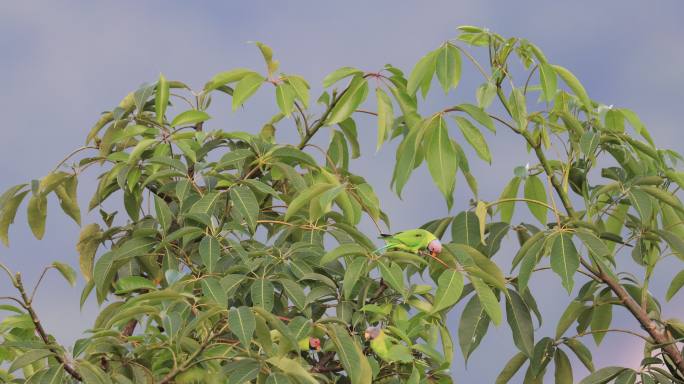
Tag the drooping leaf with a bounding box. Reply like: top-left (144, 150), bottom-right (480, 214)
top-left (343, 257), bottom-right (367, 300)
top-left (458, 294), bottom-right (491, 362)
top-left (505, 290), bottom-right (534, 356)
top-left (495, 352), bottom-right (527, 384)
top-left (376, 87), bottom-right (394, 151)
top-left (154, 195), bottom-right (173, 234)
top-left (275, 83), bottom-right (296, 116)
top-left (155, 73), bottom-right (169, 124)
top-left (407, 50), bottom-right (438, 96)
top-left (470, 276), bottom-right (502, 326)
top-left (425, 115), bottom-right (458, 208)
top-left (229, 306), bottom-right (256, 348)
top-left (499, 177), bottom-right (521, 223)
top-left (251, 278), bottom-right (275, 312)
top-left (553, 65), bottom-right (592, 111)
top-left (436, 43), bottom-right (462, 93)
top-left (0, 190), bottom-right (29, 246)
top-left (524, 175), bottom-right (548, 225)
top-left (432, 269), bottom-right (464, 313)
top-left (232, 73), bottom-right (266, 110)
top-left (378, 260), bottom-right (405, 296)
top-left (554, 348), bottom-right (574, 384)
top-left (453, 116), bottom-right (491, 163)
top-left (27, 194), bottom-right (48, 240)
top-left (578, 367), bottom-right (626, 384)
top-left (199, 236), bottom-right (220, 273)
top-left (539, 63), bottom-right (557, 103)
top-left (322, 67), bottom-right (363, 88)
top-left (666, 270), bottom-right (684, 301)
top-left (52, 261), bottom-right (77, 287)
top-left (326, 324), bottom-right (372, 384)
top-left (230, 185), bottom-right (259, 234)
top-left (550, 233), bottom-right (579, 293)
top-left (326, 75), bottom-right (369, 125)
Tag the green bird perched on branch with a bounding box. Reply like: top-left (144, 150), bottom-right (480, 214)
top-left (364, 326), bottom-right (413, 363)
top-left (374, 229), bottom-right (446, 266)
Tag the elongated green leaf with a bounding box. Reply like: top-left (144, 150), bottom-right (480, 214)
top-left (77, 360), bottom-right (112, 384)
top-left (550, 233), bottom-right (579, 293)
top-left (578, 367), bottom-right (625, 384)
top-left (425, 115), bottom-right (458, 207)
top-left (575, 229), bottom-right (611, 259)
top-left (52, 261), bottom-right (77, 287)
top-left (666, 270), bottom-right (684, 301)
top-left (407, 50), bottom-right (438, 96)
top-left (505, 290), bottom-right (534, 356)
top-left (326, 75), bottom-right (368, 125)
top-left (251, 278), bottom-right (275, 312)
top-left (199, 236), bottom-right (220, 273)
top-left (267, 356), bottom-right (318, 384)
top-left (378, 260), bottom-right (405, 295)
top-left (170, 110), bottom-right (210, 128)
top-left (232, 73), bottom-right (266, 110)
top-left (275, 83), bottom-right (295, 116)
top-left (114, 276), bottom-right (156, 294)
top-left (458, 103), bottom-right (495, 133)
top-left (229, 306), bottom-right (256, 348)
top-left (628, 189), bottom-right (653, 223)
top-left (286, 75), bottom-right (310, 107)
top-left (227, 360), bottom-right (260, 384)
top-left (495, 352), bottom-right (527, 384)
top-left (155, 73), bottom-right (169, 124)
top-left (436, 43), bottom-right (461, 93)
top-left (524, 175), bottom-right (548, 225)
top-left (326, 324), bottom-right (372, 384)
top-left (509, 88), bottom-right (528, 131)
top-left (0, 189), bottom-right (28, 246)
top-left (554, 348), bottom-right (573, 384)
top-left (189, 191), bottom-right (221, 215)
top-left (205, 68), bottom-right (256, 91)
top-left (279, 279), bottom-right (306, 311)
top-left (454, 116), bottom-right (491, 163)
top-left (285, 183), bottom-right (335, 221)
top-left (153, 195), bottom-right (173, 234)
top-left (499, 177), bottom-right (521, 223)
top-left (343, 257), bottom-right (366, 300)
top-left (470, 276), bottom-right (502, 326)
top-left (376, 87), bottom-right (393, 151)
top-left (553, 65), bottom-right (591, 111)
top-left (266, 373), bottom-right (292, 384)
top-left (458, 294), bottom-right (491, 362)
top-left (230, 185), bottom-right (259, 234)
top-left (27, 194), bottom-right (47, 240)
top-left (539, 63), bottom-right (557, 102)
top-left (322, 67), bottom-right (363, 88)
top-left (452, 211), bottom-right (481, 247)
top-left (590, 293), bottom-right (613, 345)
top-left (9, 349), bottom-right (53, 373)
top-left (580, 131), bottom-right (600, 157)
top-left (432, 269), bottom-right (464, 313)
top-left (202, 277), bottom-right (227, 308)
top-left (556, 300), bottom-right (586, 339)
top-left (565, 338), bottom-right (595, 372)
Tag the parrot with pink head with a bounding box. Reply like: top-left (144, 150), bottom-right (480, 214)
top-left (374, 229), bottom-right (443, 257)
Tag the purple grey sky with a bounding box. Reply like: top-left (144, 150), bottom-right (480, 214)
top-left (1, 1), bottom-right (683, 382)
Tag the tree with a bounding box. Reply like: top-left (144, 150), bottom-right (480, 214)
top-left (1, 26), bottom-right (683, 383)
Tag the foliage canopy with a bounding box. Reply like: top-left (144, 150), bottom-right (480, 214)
top-left (1, 26), bottom-right (684, 384)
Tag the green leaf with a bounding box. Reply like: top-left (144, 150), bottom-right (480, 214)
top-left (454, 116), bottom-right (491, 163)
top-left (476, 81), bottom-right (497, 108)
top-left (539, 63), bottom-right (557, 102)
top-left (267, 357), bottom-right (318, 384)
top-left (199, 236), bottom-right (220, 273)
top-left (205, 68), bottom-right (256, 90)
top-left (578, 367), bottom-right (626, 384)
top-left (321, 243), bottom-right (367, 265)
top-left (432, 269), bottom-right (464, 313)
top-left (170, 110), bottom-right (211, 128)
top-left (230, 185), bottom-right (259, 234)
top-left (228, 306), bottom-right (255, 348)
top-left (458, 294), bottom-right (491, 362)
top-left (189, 191), bottom-right (222, 215)
top-left (285, 183), bottom-right (335, 221)
top-left (426, 115), bottom-right (458, 207)
top-left (201, 277), bottom-right (227, 308)
top-left (658, 229), bottom-right (684, 261)
top-left (575, 229), bottom-right (611, 259)
top-left (666, 270), bottom-right (684, 301)
top-left (407, 50), bottom-right (437, 96)
top-left (27, 194), bottom-right (47, 240)
top-left (227, 360), bottom-right (260, 384)
top-left (604, 109), bottom-right (624, 133)
top-left (509, 88), bottom-right (528, 131)
top-left (475, 201), bottom-right (488, 245)
top-left (155, 73), bottom-right (169, 124)
top-left (77, 360), bottom-right (112, 384)
top-left (9, 349), bottom-right (53, 373)
top-left (565, 338), bottom-right (595, 372)
top-left (458, 103), bottom-right (495, 133)
top-left (505, 290), bottom-right (534, 356)
top-left (378, 260), bottom-right (405, 296)
top-left (153, 195), bottom-right (173, 234)
top-left (524, 175), bottom-right (548, 225)
top-left (550, 233), bottom-right (579, 293)
top-left (554, 348), bottom-right (573, 384)
top-left (499, 177), bottom-right (521, 223)
top-left (580, 131), bottom-right (600, 157)
top-left (628, 189), bottom-right (653, 223)
top-left (114, 276), bottom-right (156, 294)
top-left (590, 292), bottom-right (613, 345)
top-left (279, 279), bottom-right (306, 311)
top-left (495, 352), bottom-right (527, 384)
top-left (52, 261), bottom-right (77, 287)
top-left (326, 75), bottom-right (369, 125)
top-left (555, 300), bottom-right (586, 339)
top-left (343, 257), bottom-right (366, 300)
top-left (436, 43), bottom-right (462, 93)
top-left (256, 42), bottom-right (279, 75)
top-left (376, 87), bottom-right (393, 151)
top-left (326, 324), bottom-right (372, 384)
top-left (553, 65), bottom-right (591, 111)
top-left (322, 67), bottom-right (363, 88)
top-left (452, 211), bottom-right (482, 247)
top-left (266, 373), bottom-right (292, 384)
top-left (232, 73), bottom-right (266, 110)
top-left (251, 279), bottom-right (275, 312)
top-left (286, 75), bottom-right (310, 107)
top-left (470, 276), bottom-right (502, 326)
top-left (275, 83), bottom-right (295, 116)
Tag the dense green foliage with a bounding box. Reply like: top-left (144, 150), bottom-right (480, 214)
top-left (1, 26), bottom-right (684, 383)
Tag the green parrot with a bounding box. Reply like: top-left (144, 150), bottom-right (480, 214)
top-left (375, 229), bottom-right (443, 257)
top-left (270, 330), bottom-right (321, 351)
top-left (364, 326), bottom-right (413, 363)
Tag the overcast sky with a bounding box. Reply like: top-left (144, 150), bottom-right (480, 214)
top-left (1, 1), bottom-right (683, 382)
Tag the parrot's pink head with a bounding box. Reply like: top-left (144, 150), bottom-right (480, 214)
top-left (309, 337), bottom-right (321, 351)
top-left (364, 326), bottom-right (381, 341)
top-left (427, 239), bottom-right (443, 256)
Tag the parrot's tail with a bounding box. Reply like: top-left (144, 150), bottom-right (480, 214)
top-left (372, 244), bottom-right (392, 255)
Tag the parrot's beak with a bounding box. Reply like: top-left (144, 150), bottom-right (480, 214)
top-left (431, 251), bottom-right (437, 258)
top-left (364, 331), bottom-right (371, 340)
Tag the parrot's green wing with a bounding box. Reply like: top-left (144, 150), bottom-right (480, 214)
top-left (370, 330), bottom-right (412, 363)
top-left (382, 229), bottom-right (436, 252)
top-left (370, 331), bottom-right (393, 362)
